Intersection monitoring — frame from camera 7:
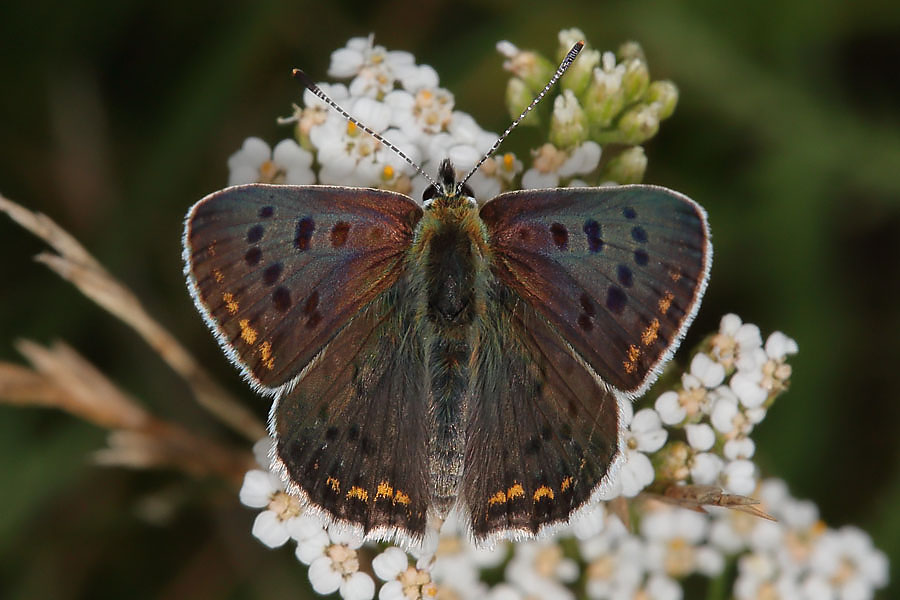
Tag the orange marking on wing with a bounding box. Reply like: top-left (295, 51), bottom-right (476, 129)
top-left (239, 319), bottom-right (258, 344)
top-left (507, 483), bottom-right (525, 500)
top-left (259, 340), bottom-right (274, 370)
top-left (658, 291), bottom-right (674, 315)
top-left (223, 292), bottom-right (239, 314)
top-left (213, 269), bottom-right (225, 284)
top-left (561, 477), bottom-right (573, 492)
top-left (488, 490), bottom-right (507, 506)
top-left (642, 319), bottom-right (660, 346)
top-left (669, 269), bottom-right (682, 282)
top-left (206, 242), bottom-right (216, 257)
top-left (347, 486), bottom-right (369, 502)
top-left (394, 490), bottom-right (411, 505)
top-left (624, 344), bottom-right (641, 374)
top-left (326, 477), bottom-right (340, 493)
top-left (533, 485), bottom-right (555, 501)
top-left (375, 481), bottom-right (394, 501)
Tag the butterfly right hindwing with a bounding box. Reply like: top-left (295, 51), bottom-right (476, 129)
top-left (463, 281), bottom-right (622, 542)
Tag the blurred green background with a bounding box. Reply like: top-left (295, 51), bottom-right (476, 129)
top-left (1, 0), bottom-right (898, 598)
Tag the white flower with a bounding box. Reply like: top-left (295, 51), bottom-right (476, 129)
top-left (328, 35), bottom-right (415, 98)
top-left (385, 87), bottom-right (455, 139)
top-left (304, 525), bottom-right (374, 599)
top-left (238, 469), bottom-right (302, 548)
top-left (373, 547), bottom-right (437, 600)
top-left (765, 331), bottom-right (799, 361)
top-left (655, 390), bottom-right (686, 425)
top-left (710, 314), bottom-right (763, 369)
top-left (506, 541), bottom-right (577, 600)
top-left (465, 152), bottom-right (523, 200)
top-left (227, 137), bottom-right (315, 186)
top-left (580, 523), bottom-right (647, 599)
top-left (689, 353), bottom-right (726, 388)
top-left (521, 142), bottom-right (600, 189)
top-left (808, 526), bottom-right (889, 598)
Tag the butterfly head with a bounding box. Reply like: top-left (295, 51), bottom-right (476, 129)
top-left (422, 159), bottom-right (476, 211)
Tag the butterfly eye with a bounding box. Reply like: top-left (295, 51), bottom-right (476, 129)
top-left (422, 185), bottom-right (438, 203)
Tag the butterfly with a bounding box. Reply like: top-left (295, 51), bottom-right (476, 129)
top-left (182, 42), bottom-right (711, 546)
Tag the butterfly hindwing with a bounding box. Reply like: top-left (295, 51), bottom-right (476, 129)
top-left (480, 185), bottom-right (711, 395)
top-left (183, 184), bottom-right (422, 393)
top-left (271, 280), bottom-right (431, 542)
top-left (463, 282), bottom-right (621, 542)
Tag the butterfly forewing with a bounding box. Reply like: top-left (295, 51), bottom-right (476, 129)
top-left (184, 184), bottom-right (422, 393)
top-left (480, 185), bottom-right (711, 395)
top-left (271, 282), bottom-right (431, 542)
top-left (464, 282), bottom-right (621, 542)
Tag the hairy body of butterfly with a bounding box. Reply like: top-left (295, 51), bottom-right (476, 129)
top-left (183, 160), bottom-right (711, 545)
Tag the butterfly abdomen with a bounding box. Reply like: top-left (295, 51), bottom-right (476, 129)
top-left (410, 200), bottom-right (492, 515)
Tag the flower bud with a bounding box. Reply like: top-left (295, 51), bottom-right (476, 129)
top-left (617, 104), bottom-right (660, 145)
top-left (561, 48), bottom-right (599, 97)
top-left (556, 28), bottom-right (587, 62)
top-left (617, 40), bottom-right (646, 63)
top-left (583, 59), bottom-right (626, 129)
top-left (505, 77), bottom-right (539, 126)
top-left (647, 80), bottom-right (679, 120)
top-left (549, 90), bottom-right (588, 148)
top-left (600, 146), bottom-right (647, 184)
top-left (497, 41), bottom-right (555, 94)
top-left (621, 58), bottom-right (650, 104)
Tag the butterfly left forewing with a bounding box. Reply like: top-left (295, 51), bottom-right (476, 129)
top-left (480, 185), bottom-right (711, 395)
top-left (184, 183), bottom-right (422, 394)
top-left (463, 282), bottom-right (621, 543)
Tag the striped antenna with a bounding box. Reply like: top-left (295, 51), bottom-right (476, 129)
top-left (292, 69), bottom-right (440, 191)
top-left (456, 41), bottom-right (584, 193)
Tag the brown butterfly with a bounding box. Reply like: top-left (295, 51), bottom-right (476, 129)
top-left (183, 42), bottom-right (711, 546)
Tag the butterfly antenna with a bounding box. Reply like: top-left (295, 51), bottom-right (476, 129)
top-left (292, 68), bottom-right (440, 191)
top-left (456, 41), bottom-right (584, 193)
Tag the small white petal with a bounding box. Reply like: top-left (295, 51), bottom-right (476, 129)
top-left (251, 510), bottom-right (290, 548)
top-left (631, 408), bottom-right (667, 452)
top-left (328, 523), bottom-right (364, 549)
top-left (690, 353), bottom-right (726, 388)
top-left (645, 574), bottom-right (682, 600)
top-left (286, 513), bottom-right (327, 542)
top-left (328, 47), bottom-right (365, 78)
top-left (691, 452), bottom-right (724, 485)
top-left (735, 323), bottom-right (763, 349)
top-left (710, 395), bottom-right (739, 433)
top-left (251, 437), bottom-right (273, 469)
top-left (724, 437), bottom-right (755, 460)
top-left (295, 529), bottom-right (330, 564)
top-left (722, 460), bottom-right (757, 495)
top-left (685, 423), bottom-right (715, 451)
top-left (378, 580), bottom-right (405, 600)
top-left (655, 391), bottom-right (686, 425)
top-left (558, 141), bottom-right (601, 177)
top-left (731, 372), bottom-right (767, 408)
top-left (765, 331), bottom-right (799, 360)
top-left (620, 451), bottom-right (654, 497)
top-left (719, 314), bottom-right (742, 336)
top-left (228, 165), bottom-right (261, 186)
top-left (239, 469), bottom-right (278, 508)
top-left (372, 547), bottom-right (408, 581)
top-left (496, 40), bottom-right (520, 58)
top-left (309, 556), bottom-right (343, 595)
top-left (341, 571), bottom-right (376, 600)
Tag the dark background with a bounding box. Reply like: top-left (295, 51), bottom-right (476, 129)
top-left (1, 0), bottom-right (898, 598)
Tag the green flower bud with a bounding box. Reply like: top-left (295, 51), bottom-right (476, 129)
top-left (561, 48), bottom-right (599, 97)
top-left (647, 80), bottom-right (679, 120)
top-left (617, 40), bottom-right (646, 64)
top-left (617, 104), bottom-right (660, 145)
top-left (622, 58), bottom-right (650, 104)
top-left (549, 90), bottom-right (588, 148)
top-left (583, 59), bottom-right (626, 129)
top-left (600, 146), bottom-right (647, 184)
top-left (505, 77), bottom-right (539, 126)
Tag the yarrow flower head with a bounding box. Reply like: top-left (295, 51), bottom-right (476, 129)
top-left (224, 32), bottom-right (887, 600)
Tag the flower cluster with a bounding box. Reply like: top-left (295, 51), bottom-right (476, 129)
top-left (230, 33), bottom-right (889, 600)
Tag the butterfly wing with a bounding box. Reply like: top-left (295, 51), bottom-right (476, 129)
top-left (463, 282), bottom-right (622, 542)
top-left (183, 183), bottom-right (422, 394)
top-left (270, 281), bottom-right (431, 543)
top-left (479, 185), bottom-right (711, 396)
